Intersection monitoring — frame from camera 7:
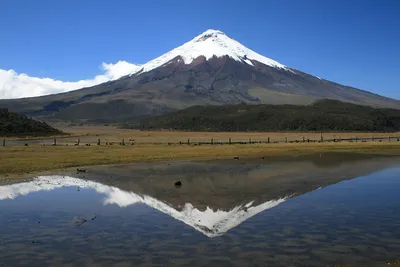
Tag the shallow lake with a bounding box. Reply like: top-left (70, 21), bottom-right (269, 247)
top-left (1, 154), bottom-right (400, 266)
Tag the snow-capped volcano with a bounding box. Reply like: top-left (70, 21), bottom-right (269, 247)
top-left (132, 29), bottom-right (291, 75)
top-left (1, 28), bottom-right (399, 121)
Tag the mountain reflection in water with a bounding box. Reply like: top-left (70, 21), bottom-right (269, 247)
top-left (0, 176), bottom-right (287, 238)
top-left (1, 154), bottom-right (400, 267)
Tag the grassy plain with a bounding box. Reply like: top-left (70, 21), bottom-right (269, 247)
top-left (1, 126), bottom-right (400, 180)
top-left (5, 125), bottom-right (400, 144)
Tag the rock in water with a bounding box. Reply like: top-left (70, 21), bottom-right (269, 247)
top-left (72, 216), bottom-right (87, 226)
top-left (174, 181), bottom-right (182, 187)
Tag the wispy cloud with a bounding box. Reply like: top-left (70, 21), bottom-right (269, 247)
top-left (0, 61), bottom-right (140, 99)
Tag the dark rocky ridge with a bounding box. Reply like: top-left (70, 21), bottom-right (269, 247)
top-left (138, 99), bottom-right (400, 132)
top-left (0, 108), bottom-right (62, 136)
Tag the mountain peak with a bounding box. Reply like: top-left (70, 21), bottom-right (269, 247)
top-left (201, 29), bottom-right (225, 35)
top-left (132, 29), bottom-right (291, 75)
top-left (194, 29), bottom-right (226, 42)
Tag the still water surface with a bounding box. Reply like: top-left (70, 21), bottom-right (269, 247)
top-left (0, 155), bottom-right (399, 266)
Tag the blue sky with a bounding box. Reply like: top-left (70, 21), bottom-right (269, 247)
top-left (0, 0), bottom-right (399, 99)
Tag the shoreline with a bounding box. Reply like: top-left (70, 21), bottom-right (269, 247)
top-left (1, 142), bottom-right (400, 181)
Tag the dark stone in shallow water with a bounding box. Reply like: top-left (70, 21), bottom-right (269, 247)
top-left (72, 217), bottom-right (87, 226)
top-left (174, 181), bottom-right (182, 187)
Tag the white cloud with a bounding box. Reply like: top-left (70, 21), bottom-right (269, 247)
top-left (0, 61), bottom-right (141, 99)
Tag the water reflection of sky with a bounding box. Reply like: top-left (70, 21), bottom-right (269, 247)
top-left (1, 167), bottom-right (400, 266)
top-left (0, 176), bottom-right (287, 238)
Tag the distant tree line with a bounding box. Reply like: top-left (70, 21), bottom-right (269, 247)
top-left (134, 100), bottom-right (400, 132)
top-left (0, 108), bottom-right (62, 136)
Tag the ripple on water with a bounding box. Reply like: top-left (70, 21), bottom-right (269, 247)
top-left (0, 157), bottom-right (399, 266)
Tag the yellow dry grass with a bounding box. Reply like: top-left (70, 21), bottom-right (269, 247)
top-left (4, 125), bottom-right (400, 145)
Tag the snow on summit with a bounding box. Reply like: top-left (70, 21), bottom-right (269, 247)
top-left (131, 29), bottom-right (290, 75)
